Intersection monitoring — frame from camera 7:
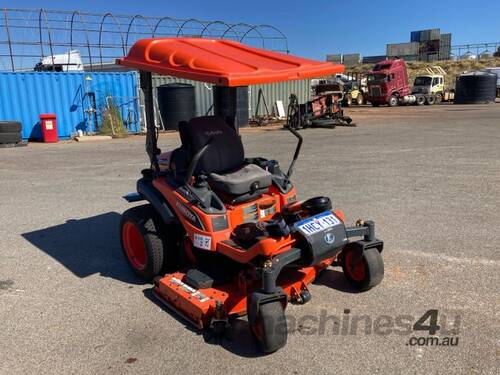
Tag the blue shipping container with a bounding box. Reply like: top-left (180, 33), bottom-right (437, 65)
top-left (0, 72), bottom-right (140, 140)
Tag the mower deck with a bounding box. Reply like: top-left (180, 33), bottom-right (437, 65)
top-left (153, 263), bottom-right (327, 329)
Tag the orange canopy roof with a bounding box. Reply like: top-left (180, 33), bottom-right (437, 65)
top-left (116, 38), bottom-right (344, 86)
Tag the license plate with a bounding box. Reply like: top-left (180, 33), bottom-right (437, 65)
top-left (296, 211), bottom-right (341, 236)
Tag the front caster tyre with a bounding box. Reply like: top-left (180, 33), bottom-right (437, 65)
top-left (249, 301), bottom-right (287, 354)
top-left (341, 247), bottom-right (384, 291)
top-left (120, 204), bottom-right (169, 281)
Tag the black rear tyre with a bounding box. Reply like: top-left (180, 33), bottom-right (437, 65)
top-left (0, 121), bottom-right (22, 133)
top-left (0, 132), bottom-right (22, 144)
top-left (249, 301), bottom-right (287, 353)
top-left (341, 247), bottom-right (384, 291)
top-left (120, 204), bottom-right (174, 281)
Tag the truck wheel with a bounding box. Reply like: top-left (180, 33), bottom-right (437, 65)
top-left (120, 204), bottom-right (171, 281)
top-left (426, 95), bottom-right (436, 105)
top-left (416, 96), bottom-right (426, 106)
top-left (388, 95), bottom-right (399, 107)
top-left (341, 247), bottom-right (384, 291)
top-left (434, 93), bottom-right (443, 104)
top-left (356, 93), bottom-right (364, 105)
top-left (344, 94), bottom-right (352, 107)
top-left (249, 301), bottom-right (287, 354)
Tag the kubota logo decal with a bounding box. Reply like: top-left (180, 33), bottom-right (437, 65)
top-left (176, 201), bottom-right (197, 223)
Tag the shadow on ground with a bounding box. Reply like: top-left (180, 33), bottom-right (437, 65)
top-left (313, 268), bottom-right (361, 293)
top-left (22, 212), bottom-right (142, 284)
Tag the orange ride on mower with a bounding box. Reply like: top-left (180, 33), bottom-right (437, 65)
top-left (117, 38), bottom-right (384, 353)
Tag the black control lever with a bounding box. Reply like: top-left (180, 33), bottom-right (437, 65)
top-left (185, 139), bottom-right (212, 185)
top-left (284, 126), bottom-right (303, 188)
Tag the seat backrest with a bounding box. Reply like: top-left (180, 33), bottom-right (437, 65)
top-left (179, 116), bottom-right (244, 174)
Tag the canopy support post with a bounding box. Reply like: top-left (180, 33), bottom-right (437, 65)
top-left (140, 70), bottom-right (160, 175)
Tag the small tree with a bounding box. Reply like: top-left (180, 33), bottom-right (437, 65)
top-left (100, 98), bottom-right (126, 136)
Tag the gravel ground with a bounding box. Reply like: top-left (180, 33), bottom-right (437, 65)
top-left (1, 103), bottom-right (499, 374)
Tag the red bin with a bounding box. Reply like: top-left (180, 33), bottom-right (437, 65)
top-left (39, 113), bottom-right (58, 143)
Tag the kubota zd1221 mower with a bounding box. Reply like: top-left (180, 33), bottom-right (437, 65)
top-left (117, 38), bottom-right (384, 353)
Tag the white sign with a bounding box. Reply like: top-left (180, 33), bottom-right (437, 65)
top-left (193, 233), bottom-right (211, 250)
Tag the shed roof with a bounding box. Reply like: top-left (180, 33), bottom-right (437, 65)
top-left (116, 38), bottom-right (343, 86)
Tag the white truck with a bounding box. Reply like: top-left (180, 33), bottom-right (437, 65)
top-left (34, 50), bottom-right (84, 72)
top-left (412, 66), bottom-right (454, 103)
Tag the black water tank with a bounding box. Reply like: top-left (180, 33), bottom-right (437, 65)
top-left (157, 83), bottom-right (195, 130)
top-left (454, 72), bottom-right (496, 104)
top-left (213, 86), bottom-right (249, 131)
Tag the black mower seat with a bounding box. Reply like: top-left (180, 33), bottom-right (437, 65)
top-left (176, 116), bottom-right (272, 197)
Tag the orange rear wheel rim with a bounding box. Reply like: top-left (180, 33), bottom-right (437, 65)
top-left (122, 221), bottom-right (147, 270)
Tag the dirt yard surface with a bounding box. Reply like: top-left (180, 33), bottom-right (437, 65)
top-left (1, 103), bottom-right (499, 374)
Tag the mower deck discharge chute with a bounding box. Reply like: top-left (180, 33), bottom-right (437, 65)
top-left (117, 38), bottom-right (384, 353)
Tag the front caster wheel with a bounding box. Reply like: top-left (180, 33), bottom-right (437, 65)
top-left (341, 247), bottom-right (384, 291)
top-left (249, 301), bottom-right (287, 354)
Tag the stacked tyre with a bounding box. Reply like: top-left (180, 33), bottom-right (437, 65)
top-left (0, 121), bottom-right (22, 145)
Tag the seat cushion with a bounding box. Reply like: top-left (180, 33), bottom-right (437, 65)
top-left (208, 164), bottom-right (272, 195)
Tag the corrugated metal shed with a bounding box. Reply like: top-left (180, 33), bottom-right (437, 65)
top-left (145, 75), bottom-right (312, 127)
top-left (248, 79), bottom-right (311, 117)
top-left (0, 72), bottom-right (139, 139)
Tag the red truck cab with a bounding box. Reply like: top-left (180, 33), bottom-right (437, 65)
top-left (367, 59), bottom-right (410, 106)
